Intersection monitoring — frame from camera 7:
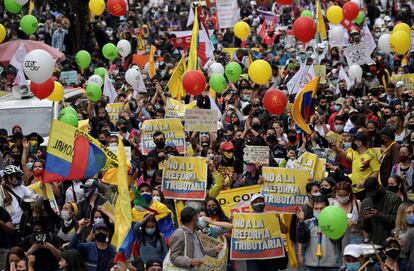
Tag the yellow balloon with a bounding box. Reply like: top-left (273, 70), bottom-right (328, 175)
top-left (393, 22), bottom-right (411, 35)
top-left (48, 81), bottom-right (64, 102)
top-left (390, 30), bottom-right (411, 55)
top-left (234, 21), bottom-right (250, 40)
top-left (89, 0), bottom-right (105, 15)
top-left (327, 6), bottom-right (344, 25)
top-left (248, 60), bottom-right (272, 85)
top-left (0, 24), bottom-right (6, 44)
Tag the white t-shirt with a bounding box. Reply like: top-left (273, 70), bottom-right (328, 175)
top-left (6, 185), bottom-right (36, 227)
top-left (65, 181), bottom-right (85, 203)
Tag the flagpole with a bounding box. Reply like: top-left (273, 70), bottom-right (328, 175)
top-left (315, 0), bottom-right (320, 63)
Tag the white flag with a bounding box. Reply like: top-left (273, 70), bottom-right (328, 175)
top-left (132, 69), bottom-right (147, 97)
top-left (186, 6), bottom-right (194, 27)
top-left (200, 23), bottom-right (214, 60)
top-left (336, 66), bottom-right (352, 94)
top-left (10, 43), bottom-right (28, 86)
top-left (287, 64), bottom-right (315, 95)
top-left (103, 72), bottom-right (117, 103)
top-left (363, 25), bottom-right (376, 56)
top-left (209, 96), bottom-right (222, 120)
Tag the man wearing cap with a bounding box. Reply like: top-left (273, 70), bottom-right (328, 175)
top-left (360, 177), bottom-right (402, 246)
top-left (379, 127), bottom-right (400, 186)
top-left (344, 109), bottom-right (360, 133)
top-left (342, 244), bottom-right (377, 271)
top-left (76, 179), bottom-right (108, 221)
top-left (217, 141), bottom-right (243, 190)
top-left (383, 237), bottom-right (411, 271)
top-left (69, 219), bottom-right (116, 271)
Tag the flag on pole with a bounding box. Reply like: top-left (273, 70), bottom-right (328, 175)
top-left (292, 77), bottom-right (320, 134)
top-left (167, 54), bottom-right (187, 100)
top-left (148, 45), bottom-right (157, 79)
top-left (103, 72), bottom-right (117, 103)
top-left (187, 6), bottom-right (199, 71)
top-left (186, 5), bottom-right (195, 27)
top-left (10, 43), bottom-right (28, 86)
top-left (316, 0), bottom-right (327, 40)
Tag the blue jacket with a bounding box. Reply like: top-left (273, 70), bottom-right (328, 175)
top-left (69, 233), bottom-right (116, 271)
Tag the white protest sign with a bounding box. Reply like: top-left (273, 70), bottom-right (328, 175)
top-left (216, 0), bottom-right (239, 29)
top-left (343, 42), bottom-right (372, 66)
top-left (243, 146), bottom-right (270, 165)
top-left (184, 109), bottom-right (218, 132)
top-left (60, 70), bottom-right (78, 85)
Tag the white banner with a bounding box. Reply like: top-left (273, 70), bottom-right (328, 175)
top-left (216, 0), bottom-right (239, 29)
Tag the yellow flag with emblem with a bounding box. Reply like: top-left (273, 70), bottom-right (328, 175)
top-left (167, 54), bottom-right (187, 100)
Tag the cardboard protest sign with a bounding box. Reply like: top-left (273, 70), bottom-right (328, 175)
top-left (141, 118), bottom-right (186, 155)
top-left (294, 152), bottom-right (325, 179)
top-left (165, 98), bottom-right (197, 119)
top-left (343, 42), bottom-right (371, 66)
top-left (325, 131), bottom-right (342, 145)
top-left (243, 146), bottom-right (269, 165)
top-left (184, 108), bottom-right (218, 132)
top-left (261, 167), bottom-right (310, 213)
top-left (230, 212), bottom-right (285, 260)
top-left (314, 65), bottom-right (326, 84)
top-left (105, 103), bottom-right (124, 124)
top-left (108, 146), bottom-right (131, 161)
top-left (197, 236), bottom-right (228, 271)
top-left (216, 185), bottom-right (260, 217)
top-left (162, 156), bottom-right (207, 200)
top-left (60, 70), bottom-right (78, 85)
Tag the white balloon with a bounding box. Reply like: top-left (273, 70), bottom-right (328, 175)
top-left (15, 0), bottom-right (29, 5)
top-left (125, 68), bottom-right (140, 87)
top-left (23, 49), bottom-right (55, 83)
top-left (331, 27), bottom-right (344, 43)
top-left (117, 39), bottom-right (131, 58)
top-left (348, 65), bottom-right (363, 83)
top-left (378, 33), bottom-right (392, 54)
top-left (208, 62), bottom-right (225, 75)
top-left (88, 75), bottom-right (103, 87)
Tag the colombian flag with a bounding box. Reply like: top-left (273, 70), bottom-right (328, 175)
top-left (43, 120), bottom-right (118, 183)
top-left (292, 77), bottom-right (320, 134)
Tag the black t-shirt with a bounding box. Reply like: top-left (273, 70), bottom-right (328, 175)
top-left (0, 207), bottom-right (11, 248)
top-left (97, 246), bottom-right (114, 271)
top-left (22, 233), bottom-right (60, 271)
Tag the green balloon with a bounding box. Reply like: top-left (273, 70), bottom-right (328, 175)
top-left (20, 15), bottom-right (38, 35)
top-left (75, 50), bottom-right (91, 69)
top-left (209, 74), bottom-right (227, 94)
top-left (58, 106), bottom-right (78, 120)
top-left (355, 11), bottom-right (364, 24)
top-left (94, 67), bottom-right (107, 79)
top-left (318, 206), bottom-right (348, 240)
top-left (59, 112), bottom-right (78, 127)
top-left (301, 10), bottom-right (313, 17)
top-left (225, 62), bottom-right (242, 83)
top-left (5, 0), bottom-right (22, 14)
top-left (86, 83), bottom-right (102, 102)
top-left (102, 43), bottom-right (118, 61)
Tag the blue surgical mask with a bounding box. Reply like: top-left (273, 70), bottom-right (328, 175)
top-left (334, 105), bottom-right (341, 112)
top-left (26, 162), bottom-right (34, 169)
top-left (343, 142), bottom-right (352, 150)
top-left (313, 210), bottom-right (321, 220)
top-left (197, 217), bottom-right (208, 228)
top-left (147, 169), bottom-right (156, 177)
top-left (407, 214), bottom-right (414, 225)
top-left (346, 262), bottom-right (361, 271)
top-left (145, 228), bottom-right (156, 235)
top-left (141, 192), bottom-right (153, 203)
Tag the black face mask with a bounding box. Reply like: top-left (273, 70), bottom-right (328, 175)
top-left (252, 202), bottom-right (265, 212)
top-left (155, 140), bottom-right (165, 149)
top-left (407, 124), bottom-right (414, 130)
top-left (320, 187), bottom-right (332, 196)
top-left (252, 123), bottom-right (262, 131)
top-left (99, 140), bottom-right (107, 145)
top-left (387, 185), bottom-right (399, 193)
top-left (351, 143), bottom-right (358, 151)
top-left (120, 126), bottom-right (128, 133)
top-left (287, 135), bottom-right (297, 143)
top-left (94, 232), bottom-right (108, 243)
top-left (350, 115), bottom-right (358, 122)
top-left (385, 248), bottom-right (400, 259)
top-left (266, 135), bottom-right (277, 144)
top-left (206, 207), bottom-right (218, 216)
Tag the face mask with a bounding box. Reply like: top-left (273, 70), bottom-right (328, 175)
top-left (223, 151), bottom-right (234, 159)
top-left (407, 124), bottom-right (414, 130)
top-left (94, 232), bottom-right (108, 243)
top-left (387, 185), bottom-right (399, 193)
top-left (94, 217), bottom-right (104, 224)
top-left (311, 192), bottom-right (321, 197)
top-left (321, 187), bottom-right (332, 196)
top-left (389, 124), bottom-right (398, 130)
top-left (334, 105), bottom-right (341, 112)
top-left (120, 126), bottom-right (128, 133)
top-left (241, 95), bottom-right (249, 102)
top-left (350, 115), bottom-right (358, 122)
top-left (206, 206), bottom-right (218, 216)
top-left (252, 123), bottom-right (261, 131)
top-left (26, 162), bottom-right (33, 169)
top-left (337, 195), bottom-right (350, 204)
top-left (12, 177), bottom-right (22, 187)
top-left (287, 135), bottom-right (297, 143)
top-left (351, 143), bottom-right (359, 151)
top-left (313, 210), bottom-right (321, 220)
top-left (385, 248), bottom-right (400, 259)
top-left (145, 227), bottom-right (156, 235)
top-left (252, 202), bottom-right (265, 212)
top-left (201, 142), bottom-right (210, 148)
top-left (407, 214), bottom-right (414, 225)
top-left (109, 143), bottom-right (117, 147)
top-left (141, 192), bottom-right (153, 203)
top-left (152, 195), bottom-right (161, 202)
top-left (154, 140), bottom-right (165, 149)
top-left (147, 169), bottom-right (156, 177)
top-left (60, 210), bottom-right (71, 220)
top-left (207, 154), bottom-right (215, 160)
top-left (33, 168), bottom-right (44, 177)
top-left (399, 155), bottom-right (410, 163)
top-left (346, 262), bottom-right (361, 271)
top-left (335, 125), bottom-right (344, 133)
top-left (266, 135), bottom-right (277, 144)
top-left (197, 217), bottom-right (208, 228)
top-left (99, 140), bottom-right (107, 145)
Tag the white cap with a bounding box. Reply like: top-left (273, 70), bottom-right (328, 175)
top-left (384, 16), bottom-right (391, 22)
top-left (217, 121), bottom-right (224, 130)
top-left (396, 81), bottom-right (404, 88)
top-left (251, 193), bottom-right (264, 203)
top-left (344, 244), bottom-right (362, 258)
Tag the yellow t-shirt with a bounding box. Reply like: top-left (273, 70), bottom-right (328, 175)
top-left (346, 148), bottom-right (380, 190)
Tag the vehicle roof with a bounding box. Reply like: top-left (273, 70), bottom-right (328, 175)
top-left (0, 94), bottom-right (54, 109)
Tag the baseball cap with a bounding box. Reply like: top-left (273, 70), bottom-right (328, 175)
top-left (92, 222), bottom-right (109, 231)
top-left (396, 81), bottom-right (404, 88)
top-left (250, 193), bottom-right (264, 203)
top-left (344, 244), bottom-right (362, 258)
top-left (364, 177), bottom-right (380, 198)
top-left (221, 141), bottom-right (234, 151)
top-left (380, 127), bottom-right (395, 140)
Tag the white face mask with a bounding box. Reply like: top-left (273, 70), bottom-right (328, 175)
top-left (94, 217), bottom-right (104, 224)
top-left (152, 196), bottom-right (161, 202)
top-left (197, 217), bottom-right (208, 228)
top-left (109, 143), bottom-right (117, 147)
top-left (337, 195), bottom-right (350, 204)
top-left (60, 210), bottom-right (71, 220)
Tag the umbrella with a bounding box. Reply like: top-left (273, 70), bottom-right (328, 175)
top-left (0, 40), bottom-right (65, 65)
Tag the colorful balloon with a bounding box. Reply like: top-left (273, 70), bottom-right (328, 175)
top-left (47, 81), bottom-right (64, 102)
top-left (208, 62), bottom-right (225, 76)
top-left (0, 24), bottom-right (6, 43)
top-left (327, 6), bottom-right (344, 25)
top-left (393, 22), bottom-right (411, 35)
top-left (343, 2), bottom-right (359, 21)
top-left (23, 49), bottom-right (55, 83)
top-left (86, 83), bottom-right (102, 102)
top-left (301, 10), bottom-right (313, 17)
top-left (89, 0), bottom-right (105, 15)
top-left (182, 70), bottom-right (206, 95)
top-left (30, 78), bottom-right (54, 99)
top-left (107, 0), bottom-right (127, 17)
top-left (20, 15), bottom-right (38, 35)
top-left (88, 74), bottom-right (104, 87)
top-left (293, 16), bottom-right (316, 43)
top-left (263, 89), bottom-right (288, 115)
top-left (378, 34), bottom-right (392, 54)
top-left (5, 0), bottom-right (22, 14)
top-left (209, 74), bottom-right (227, 94)
top-left (318, 206), bottom-right (348, 240)
top-left (102, 43), bottom-right (118, 61)
top-left (58, 106), bottom-right (77, 120)
top-left (60, 112), bottom-right (78, 127)
top-left (117, 39), bottom-right (131, 57)
top-left (225, 62), bottom-right (242, 83)
top-left (94, 67), bottom-right (107, 79)
top-left (348, 65), bottom-right (363, 82)
top-left (234, 21), bottom-right (250, 40)
top-left (248, 60), bottom-right (272, 85)
top-left (75, 50), bottom-right (91, 69)
top-left (390, 30), bottom-right (411, 55)
top-left (330, 26), bottom-right (344, 43)
top-left (355, 11), bottom-right (364, 24)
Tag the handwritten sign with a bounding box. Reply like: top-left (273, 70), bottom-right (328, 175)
top-left (343, 42), bottom-right (371, 66)
top-left (184, 109), bottom-right (218, 132)
top-left (60, 70), bottom-right (78, 85)
top-left (243, 146), bottom-right (269, 165)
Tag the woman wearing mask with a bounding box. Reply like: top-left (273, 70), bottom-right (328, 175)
top-left (58, 249), bottom-right (87, 271)
top-left (133, 214), bottom-right (168, 264)
top-left (204, 197), bottom-right (230, 223)
top-left (6, 247), bottom-right (25, 271)
top-left (151, 188), bottom-right (166, 204)
top-left (387, 175), bottom-right (410, 202)
top-left (320, 177), bottom-right (336, 203)
top-left (392, 203), bottom-right (414, 248)
top-left (391, 145), bottom-right (414, 192)
top-left (366, 120), bottom-right (382, 147)
top-left (137, 158), bottom-right (159, 186)
top-left (333, 181), bottom-right (363, 248)
top-left (150, 169), bottom-right (163, 189)
top-left (382, 237), bottom-right (412, 271)
top-left (197, 210), bottom-right (233, 238)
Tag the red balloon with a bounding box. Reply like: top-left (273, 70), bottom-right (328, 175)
top-left (343, 2), bottom-right (359, 21)
top-left (30, 78), bottom-right (54, 99)
top-left (182, 70), bottom-right (206, 95)
top-left (263, 89), bottom-right (288, 115)
top-left (293, 16), bottom-right (316, 43)
top-left (107, 0), bottom-right (127, 17)
top-left (276, 0), bottom-right (292, 5)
